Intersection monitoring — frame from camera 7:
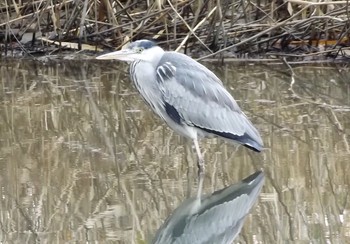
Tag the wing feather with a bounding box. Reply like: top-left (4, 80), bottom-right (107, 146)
top-left (156, 52), bottom-right (263, 150)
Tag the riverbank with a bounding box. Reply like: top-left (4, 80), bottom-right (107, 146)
top-left (1, 0), bottom-right (349, 62)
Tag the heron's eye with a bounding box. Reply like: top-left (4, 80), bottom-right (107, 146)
top-left (135, 47), bottom-right (144, 53)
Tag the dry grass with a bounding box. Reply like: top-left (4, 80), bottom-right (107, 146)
top-left (0, 0), bottom-right (350, 60)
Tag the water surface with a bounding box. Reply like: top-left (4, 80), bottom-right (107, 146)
top-left (0, 59), bottom-right (349, 243)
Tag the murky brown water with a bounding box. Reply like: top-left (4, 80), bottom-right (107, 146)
top-left (0, 59), bottom-right (349, 243)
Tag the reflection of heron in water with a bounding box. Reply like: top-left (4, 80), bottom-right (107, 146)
top-left (152, 170), bottom-right (265, 244)
top-left (96, 40), bottom-right (263, 173)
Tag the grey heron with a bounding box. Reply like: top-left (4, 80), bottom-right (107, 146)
top-left (152, 170), bottom-right (265, 243)
top-left (96, 40), bottom-right (263, 172)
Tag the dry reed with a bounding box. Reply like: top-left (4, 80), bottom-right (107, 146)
top-left (0, 0), bottom-right (349, 61)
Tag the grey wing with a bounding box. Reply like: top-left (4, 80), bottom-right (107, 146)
top-left (154, 171), bottom-right (265, 244)
top-left (177, 171), bottom-right (264, 243)
top-left (156, 52), bottom-right (263, 150)
top-left (180, 195), bottom-right (253, 244)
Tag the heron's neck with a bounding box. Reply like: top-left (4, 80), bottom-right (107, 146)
top-left (142, 46), bottom-right (165, 67)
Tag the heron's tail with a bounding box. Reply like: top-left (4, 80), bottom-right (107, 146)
top-left (198, 126), bottom-right (263, 152)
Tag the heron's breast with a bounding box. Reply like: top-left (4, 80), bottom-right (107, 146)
top-left (130, 61), bottom-right (165, 116)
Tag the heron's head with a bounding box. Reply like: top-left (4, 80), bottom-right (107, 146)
top-left (96, 40), bottom-right (163, 63)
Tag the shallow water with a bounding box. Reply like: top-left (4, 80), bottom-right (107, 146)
top-left (0, 59), bottom-right (349, 243)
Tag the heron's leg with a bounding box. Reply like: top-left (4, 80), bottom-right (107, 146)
top-left (196, 167), bottom-right (204, 199)
top-left (193, 138), bottom-right (204, 174)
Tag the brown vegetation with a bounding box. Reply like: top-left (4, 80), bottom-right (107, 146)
top-left (0, 0), bottom-right (350, 61)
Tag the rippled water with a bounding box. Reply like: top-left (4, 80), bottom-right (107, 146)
top-left (0, 59), bottom-right (349, 243)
